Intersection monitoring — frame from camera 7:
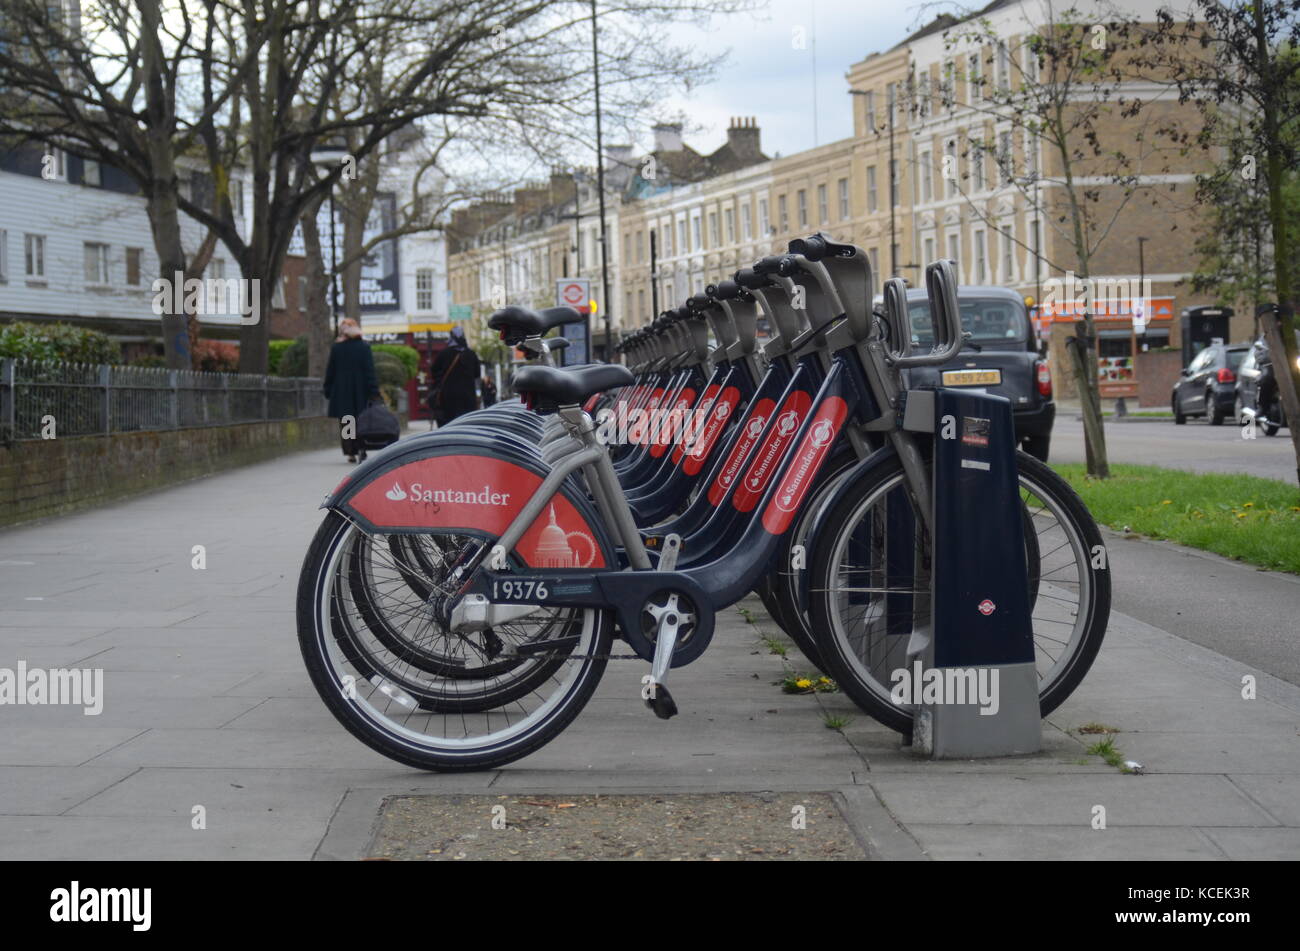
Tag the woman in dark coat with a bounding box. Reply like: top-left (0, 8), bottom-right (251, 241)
top-left (427, 325), bottom-right (481, 425)
top-left (323, 318), bottom-right (379, 462)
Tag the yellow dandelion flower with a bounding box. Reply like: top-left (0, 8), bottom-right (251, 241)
top-left (1236, 513), bottom-right (1247, 519)
top-left (1244, 502), bottom-right (1254, 508)
top-left (1161, 500), bottom-right (1172, 505)
top-left (795, 678), bottom-right (813, 689)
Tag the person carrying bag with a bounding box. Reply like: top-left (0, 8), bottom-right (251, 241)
top-left (427, 325), bottom-right (481, 426)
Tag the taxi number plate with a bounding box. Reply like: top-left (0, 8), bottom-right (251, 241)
top-left (942, 369), bottom-right (1002, 386)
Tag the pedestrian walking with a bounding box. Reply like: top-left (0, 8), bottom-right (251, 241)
top-left (322, 318), bottom-right (379, 463)
top-left (480, 374), bottom-right (497, 407)
top-left (427, 325), bottom-right (481, 426)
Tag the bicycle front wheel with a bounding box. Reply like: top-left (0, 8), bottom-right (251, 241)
top-left (807, 451), bottom-right (1110, 733)
top-left (297, 511), bottom-right (614, 772)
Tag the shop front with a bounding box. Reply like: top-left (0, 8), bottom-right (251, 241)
top-left (1037, 295), bottom-right (1177, 403)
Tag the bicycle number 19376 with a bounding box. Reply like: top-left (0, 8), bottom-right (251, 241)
top-left (492, 579), bottom-right (549, 601)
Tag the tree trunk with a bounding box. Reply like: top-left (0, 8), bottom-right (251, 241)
top-left (1254, 3), bottom-right (1300, 486)
top-left (299, 196), bottom-right (333, 379)
top-left (143, 189), bottom-right (191, 371)
top-left (184, 230), bottom-right (219, 369)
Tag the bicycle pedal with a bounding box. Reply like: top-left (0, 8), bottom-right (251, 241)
top-left (644, 683), bottom-right (678, 719)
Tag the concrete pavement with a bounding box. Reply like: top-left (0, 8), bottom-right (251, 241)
top-left (0, 442), bottom-right (1297, 859)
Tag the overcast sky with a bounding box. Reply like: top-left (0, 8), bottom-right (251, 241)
top-left (648, 0), bottom-right (936, 158)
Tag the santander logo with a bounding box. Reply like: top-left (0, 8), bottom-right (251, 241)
top-left (745, 416), bottom-right (766, 440)
top-left (384, 483), bottom-right (512, 506)
top-left (714, 401), bottom-right (731, 421)
top-left (810, 418), bottom-right (835, 449)
top-left (776, 410), bottom-right (799, 436)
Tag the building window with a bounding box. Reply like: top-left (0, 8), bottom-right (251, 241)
top-left (84, 242), bottom-right (108, 284)
top-left (816, 184), bottom-right (828, 224)
top-left (998, 41), bottom-right (1011, 92)
top-left (677, 219), bottom-right (687, 255)
top-left (998, 131), bottom-right (1013, 186)
top-left (663, 223), bottom-right (672, 257)
top-left (797, 189), bottom-right (808, 228)
top-left (920, 151), bottom-right (933, 203)
top-left (638, 288), bottom-right (645, 319)
top-left (708, 211), bottom-right (719, 247)
top-left (636, 230), bottom-right (645, 263)
top-left (868, 247), bottom-right (879, 295)
top-left (917, 75), bottom-right (931, 119)
top-left (967, 53), bottom-right (981, 103)
top-left (945, 140), bottom-right (959, 197)
top-left (974, 230), bottom-right (987, 283)
top-left (272, 277), bottom-right (286, 309)
top-left (971, 144), bottom-right (985, 191)
top-left (942, 60), bottom-right (955, 112)
top-left (923, 236), bottom-right (935, 266)
top-left (867, 166), bottom-right (878, 212)
top-left (416, 268), bottom-right (434, 310)
top-left (947, 233), bottom-right (960, 273)
top-left (24, 234), bottom-right (46, 278)
top-left (232, 180), bottom-right (245, 216)
top-left (1025, 130), bottom-right (1039, 179)
top-left (778, 194), bottom-right (789, 232)
top-left (1002, 225), bottom-right (1015, 281)
top-left (724, 207), bottom-right (735, 243)
top-left (759, 198), bottom-right (770, 236)
top-left (126, 247), bottom-right (143, 286)
top-left (82, 159), bottom-right (101, 187)
top-left (1023, 37), bottom-right (1039, 84)
top-left (623, 232), bottom-right (631, 264)
top-left (742, 202), bottom-right (752, 240)
top-left (692, 215), bottom-right (702, 252)
top-left (890, 159), bottom-right (900, 207)
top-left (864, 90), bottom-right (876, 131)
top-left (886, 83), bottom-right (897, 127)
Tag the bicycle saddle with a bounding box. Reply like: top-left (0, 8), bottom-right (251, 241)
top-left (489, 305), bottom-right (583, 345)
top-left (512, 363), bottom-right (634, 408)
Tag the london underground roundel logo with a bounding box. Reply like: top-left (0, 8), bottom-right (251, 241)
top-left (978, 599), bottom-right (996, 616)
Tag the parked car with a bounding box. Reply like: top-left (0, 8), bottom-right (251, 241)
top-left (900, 286), bottom-right (1055, 460)
top-left (1235, 331), bottom-right (1299, 435)
top-left (1172, 343), bottom-right (1248, 425)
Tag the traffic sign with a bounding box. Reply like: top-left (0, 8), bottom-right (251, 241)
top-left (557, 278), bottom-right (591, 313)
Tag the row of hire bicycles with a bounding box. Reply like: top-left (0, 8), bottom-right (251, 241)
top-left (296, 233), bottom-right (1111, 771)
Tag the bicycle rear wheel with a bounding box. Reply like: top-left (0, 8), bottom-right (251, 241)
top-left (298, 511), bottom-right (613, 772)
top-left (807, 451), bottom-right (1110, 733)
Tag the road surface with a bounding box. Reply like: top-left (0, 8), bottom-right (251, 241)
top-left (1052, 415), bottom-right (1296, 482)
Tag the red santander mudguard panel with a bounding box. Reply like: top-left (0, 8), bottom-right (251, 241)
top-left (707, 397), bottom-right (775, 505)
top-left (729, 391), bottom-right (813, 512)
top-left (649, 388), bottom-right (695, 458)
top-left (346, 454), bottom-right (606, 568)
top-left (761, 397), bottom-right (848, 534)
top-left (671, 384), bottom-right (720, 464)
top-left (681, 386), bottom-right (740, 475)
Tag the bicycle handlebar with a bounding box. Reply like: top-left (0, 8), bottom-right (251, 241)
top-left (890, 259), bottom-right (963, 368)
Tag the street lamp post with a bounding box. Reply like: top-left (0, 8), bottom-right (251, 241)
top-left (849, 86), bottom-right (898, 277)
top-left (591, 0), bottom-right (613, 361)
top-left (309, 144), bottom-right (349, 337)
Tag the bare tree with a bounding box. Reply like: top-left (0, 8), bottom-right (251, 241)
top-left (927, 1), bottom-right (1184, 478)
top-left (0, 0), bottom-right (266, 369)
